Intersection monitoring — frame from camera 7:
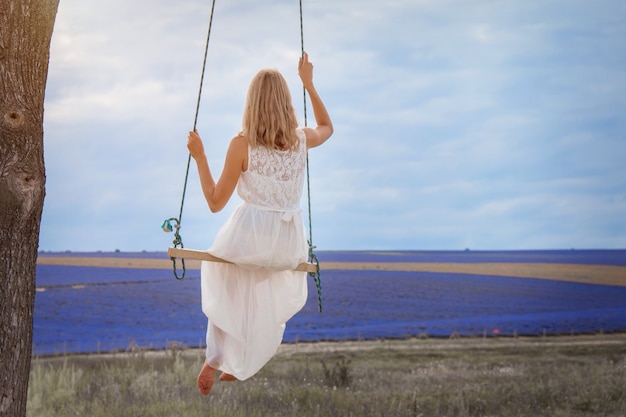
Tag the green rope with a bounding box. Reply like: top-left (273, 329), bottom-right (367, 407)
top-left (163, 0), bottom-right (217, 280)
top-left (300, 0), bottom-right (323, 313)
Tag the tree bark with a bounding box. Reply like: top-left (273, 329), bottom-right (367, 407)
top-left (0, 1), bottom-right (59, 416)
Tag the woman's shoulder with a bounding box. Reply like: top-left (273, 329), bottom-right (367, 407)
top-left (228, 134), bottom-right (249, 159)
top-left (230, 134), bottom-right (248, 148)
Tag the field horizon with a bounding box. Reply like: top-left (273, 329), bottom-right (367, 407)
top-left (37, 248), bottom-right (626, 287)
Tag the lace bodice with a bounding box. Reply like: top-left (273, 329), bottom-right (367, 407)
top-left (237, 129), bottom-right (307, 210)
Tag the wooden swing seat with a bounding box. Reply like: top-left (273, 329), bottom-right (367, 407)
top-left (167, 247), bottom-right (318, 273)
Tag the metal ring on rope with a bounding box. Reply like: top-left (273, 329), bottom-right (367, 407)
top-left (161, 218), bottom-right (186, 280)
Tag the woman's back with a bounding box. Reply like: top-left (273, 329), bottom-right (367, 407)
top-left (237, 129), bottom-right (307, 211)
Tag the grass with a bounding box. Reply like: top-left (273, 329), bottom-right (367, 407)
top-left (28, 335), bottom-right (626, 417)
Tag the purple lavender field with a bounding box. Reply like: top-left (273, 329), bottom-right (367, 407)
top-left (33, 250), bottom-right (626, 356)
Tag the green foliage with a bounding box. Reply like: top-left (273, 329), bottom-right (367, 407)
top-left (27, 336), bottom-right (626, 417)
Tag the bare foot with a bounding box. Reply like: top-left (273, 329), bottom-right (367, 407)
top-left (197, 360), bottom-right (216, 395)
top-left (219, 372), bottom-right (237, 382)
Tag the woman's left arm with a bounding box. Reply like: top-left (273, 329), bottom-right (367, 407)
top-left (187, 131), bottom-right (247, 213)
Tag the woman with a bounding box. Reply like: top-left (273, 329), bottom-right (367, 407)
top-left (187, 52), bottom-right (333, 395)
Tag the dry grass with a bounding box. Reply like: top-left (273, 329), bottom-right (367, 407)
top-left (28, 334), bottom-right (626, 417)
top-left (323, 262), bottom-right (626, 287)
top-left (37, 255), bottom-right (626, 287)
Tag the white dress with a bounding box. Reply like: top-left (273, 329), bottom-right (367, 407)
top-left (201, 129), bottom-right (309, 380)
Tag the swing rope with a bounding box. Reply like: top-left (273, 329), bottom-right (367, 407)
top-left (300, 0), bottom-right (323, 313)
top-left (163, 0), bottom-right (217, 280)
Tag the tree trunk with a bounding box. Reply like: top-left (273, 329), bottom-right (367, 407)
top-left (0, 1), bottom-right (59, 416)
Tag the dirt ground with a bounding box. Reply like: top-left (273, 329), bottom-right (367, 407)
top-left (37, 255), bottom-right (626, 287)
top-left (40, 333), bottom-right (626, 362)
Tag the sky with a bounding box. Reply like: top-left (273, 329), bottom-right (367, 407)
top-left (39, 0), bottom-right (626, 252)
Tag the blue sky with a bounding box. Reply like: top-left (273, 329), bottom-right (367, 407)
top-left (40, 0), bottom-right (626, 252)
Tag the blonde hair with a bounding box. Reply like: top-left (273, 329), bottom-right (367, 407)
top-left (241, 69), bottom-right (299, 150)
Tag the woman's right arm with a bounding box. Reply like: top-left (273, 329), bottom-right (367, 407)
top-left (298, 52), bottom-right (333, 149)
